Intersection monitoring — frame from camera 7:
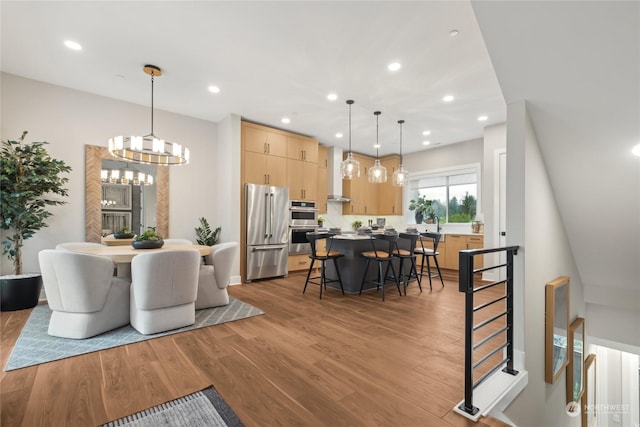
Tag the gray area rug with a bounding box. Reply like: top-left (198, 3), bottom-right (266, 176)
top-left (99, 385), bottom-right (244, 426)
top-left (5, 297), bottom-right (263, 371)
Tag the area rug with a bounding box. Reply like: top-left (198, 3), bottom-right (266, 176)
top-left (99, 385), bottom-right (244, 426)
top-left (5, 297), bottom-right (263, 371)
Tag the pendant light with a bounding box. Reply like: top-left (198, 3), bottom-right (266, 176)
top-left (392, 119), bottom-right (409, 186)
top-left (368, 111), bottom-right (387, 183)
top-left (108, 65), bottom-right (190, 165)
top-left (340, 99), bottom-right (360, 179)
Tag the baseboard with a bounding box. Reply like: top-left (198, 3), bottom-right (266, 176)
top-left (229, 275), bottom-right (242, 286)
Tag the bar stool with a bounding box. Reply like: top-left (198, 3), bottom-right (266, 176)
top-left (303, 232), bottom-right (345, 299)
top-left (414, 232), bottom-right (445, 291)
top-left (393, 232), bottom-right (423, 295)
top-left (359, 233), bottom-right (401, 301)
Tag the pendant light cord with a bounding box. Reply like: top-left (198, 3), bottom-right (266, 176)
top-left (150, 71), bottom-right (155, 136)
top-left (374, 111), bottom-right (381, 160)
top-left (346, 100), bottom-right (354, 154)
top-left (398, 119), bottom-right (404, 164)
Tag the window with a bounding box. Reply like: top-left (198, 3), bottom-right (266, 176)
top-left (407, 165), bottom-right (479, 224)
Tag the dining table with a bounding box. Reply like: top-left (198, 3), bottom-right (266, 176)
top-left (70, 243), bottom-right (211, 265)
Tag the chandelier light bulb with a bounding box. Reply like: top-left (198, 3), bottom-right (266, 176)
top-left (392, 119), bottom-right (408, 187)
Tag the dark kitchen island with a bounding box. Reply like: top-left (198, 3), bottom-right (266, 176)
top-left (323, 233), bottom-right (406, 294)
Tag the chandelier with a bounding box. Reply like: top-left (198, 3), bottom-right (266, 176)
top-left (108, 65), bottom-right (189, 165)
top-left (392, 119), bottom-right (408, 186)
top-left (368, 111), bottom-right (387, 183)
top-left (340, 100), bottom-right (360, 179)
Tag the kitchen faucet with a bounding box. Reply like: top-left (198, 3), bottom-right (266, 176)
top-left (435, 215), bottom-right (441, 233)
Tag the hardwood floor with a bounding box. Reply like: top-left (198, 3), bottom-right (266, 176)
top-left (0, 271), bottom-right (510, 427)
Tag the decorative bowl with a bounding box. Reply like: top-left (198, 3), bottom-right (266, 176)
top-left (113, 232), bottom-right (135, 239)
top-left (131, 239), bottom-right (164, 249)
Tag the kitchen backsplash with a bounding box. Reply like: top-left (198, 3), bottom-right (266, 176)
top-left (322, 202), bottom-right (482, 235)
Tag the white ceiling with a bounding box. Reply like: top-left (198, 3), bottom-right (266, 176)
top-left (0, 0), bottom-right (505, 157)
top-left (472, 1), bottom-right (640, 321)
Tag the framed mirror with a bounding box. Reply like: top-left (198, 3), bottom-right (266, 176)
top-left (545, 276), bottom-right (570, 383)
top-left (567, 317), bottom-right (585, 403)
top-left (582, 353), bottom-right (596, 427)
top-left (85, 144), bottom-right (169, 242)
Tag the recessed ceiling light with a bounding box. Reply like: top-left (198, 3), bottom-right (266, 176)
top-left (632, 143), bottom-right (640, 157)
top-left (442, 95), bottom-right (454, 103)
top-left (374, 144), bottom-right (381, 148)
top-left (327, 93), bottom-right (338, 101)
top-left (422, 130), bottom-right (431, 136)
top-left (64, 40), bottom-right (82, 51)
top-left (423, 141), bottom-right (430, 146)
top-left (449, 30), bottom-right (459, 37)
top-left (281, 117), bottom-right (290, 124)
top-left (208, 85), bottom-right (220, 93)
top-left (335, 133), bottom-right (343, 138)
top-left (388, 62), bottom-right (401, 71)
top-left (478, 115), bottom-right (488, 122)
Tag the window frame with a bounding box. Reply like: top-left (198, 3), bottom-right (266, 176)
top-left (404, 163), bottom-right (481, 224)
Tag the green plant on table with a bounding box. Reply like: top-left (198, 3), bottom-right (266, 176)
top-left (351, 220), bottom-right (362, 230)
top-left (195, 217), bottom-right (221, 246)
top-left (135, 227), bottom-right (162, 241)
top-left (0, 131), bottom-right (72, 275)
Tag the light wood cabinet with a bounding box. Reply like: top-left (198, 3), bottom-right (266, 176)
top-left (445, 235), bottom-right (484, 270)
top-left (378, 155), bottom-right (402, 215)
top-left (243, 123), bottom-right (287, 157)
top-left (317, 145), bottom-right (329, 213)
top-left (342, 154), bottom-right (377, 215)
top-left (244, 150), bottom-right (287, 187)
top-left (286, 136), bottom-right (318, 163)
top-left (287, 158), bottom-right (317, 201)
top-left (288, 254), bottom-right (312, 271)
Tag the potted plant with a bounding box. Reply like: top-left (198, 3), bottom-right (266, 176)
top-left (317, 216), bottom-right (326, 227)
top-left (132, 227), bottom-right (164, 249)
top-left (195, 217), bottom-right (221, 246)
top-left (1, 131), bottom-right (71, 311)
top-left (351, 220), bottom-right (362, 231)
top-left (408, 196), bottom-right (433, 224)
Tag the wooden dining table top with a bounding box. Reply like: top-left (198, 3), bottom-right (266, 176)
top-left (71, 244), bottom-right (211, 264)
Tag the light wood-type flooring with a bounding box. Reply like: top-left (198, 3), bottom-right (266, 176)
top-left (0, 271), bottom-right (510, 427)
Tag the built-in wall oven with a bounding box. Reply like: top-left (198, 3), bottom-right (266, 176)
top-left (289, 201), bottom-right (318, 254)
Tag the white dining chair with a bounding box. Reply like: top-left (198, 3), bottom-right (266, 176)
top-left (196, 242), bottom-right (238, 309)
top-left (130, 249), bottom-right (200, 334)
top-left (38, 249), bottom-right (131, 339)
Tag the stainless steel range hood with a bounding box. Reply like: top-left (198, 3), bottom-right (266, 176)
top-left (327, 147), bottom-right (351, 202)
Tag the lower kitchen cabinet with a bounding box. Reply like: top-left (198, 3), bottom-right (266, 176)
top-left (288, 254), bottom-right (312, 272)
top-left (445, 234), bottom-right (484, 270)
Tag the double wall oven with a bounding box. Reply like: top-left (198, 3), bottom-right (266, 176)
top-left (289, 200), bottom-right (318, 254)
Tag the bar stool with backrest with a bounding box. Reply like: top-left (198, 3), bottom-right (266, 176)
top-left (414, 232), bottom-right (445, 291)
top-left (303, 232), bottom-right (345, 299)
top-left (359, 233), bottom-right (401, 301)
top-left (392, 232), bottom-right (423, 295)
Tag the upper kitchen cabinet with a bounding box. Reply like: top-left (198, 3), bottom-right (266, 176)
top-left (242, 122), bottom-right (288, 186)
top-left (243, 122), bottom-right (287, 157)
top-left (342, 153), bottom-right (376, 215)
top-left (317, 145), bottom-right (329, 213)
top-left (287, 158), bottom-right (318, 201)
top-left (286, 135), bottom-right (318, 163)
top-left (244, 151), bottom-right (287, 187)
top-left (378, 155), bottom-right (402, 215)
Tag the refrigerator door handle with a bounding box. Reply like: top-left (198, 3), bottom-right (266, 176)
top-left (264, 192), bottom-right (270, 238)
top-left (269, 193), bottom-right (275, 238)
top-left (251, 245), bottom-right (287, 251)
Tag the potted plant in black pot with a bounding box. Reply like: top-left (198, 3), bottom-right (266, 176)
top-left (408, 196), bottom-right (433, 224)
top-left (0, 131), bottom-right (71, 311)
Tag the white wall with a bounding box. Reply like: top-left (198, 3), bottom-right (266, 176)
top-left (0, 73), bottom-right (227, 275)
top-left (503, 100), bottom-right (586, 426)
top-left (482, 123), bottom-right (506, 279)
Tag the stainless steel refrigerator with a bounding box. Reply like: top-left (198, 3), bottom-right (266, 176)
top-left (245, 183), bottom-right (289, 281)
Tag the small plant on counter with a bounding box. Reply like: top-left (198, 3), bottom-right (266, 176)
top-left (351, 220), bottom-right (362, 231)
top-left (317, 216), bottom-right (326, 226)
top-left (135, 227), bottom-right (162, 241)
top-left (408, 196), bottom-right (433, 223)
top-left (195, 217), bottom-right (221, 246)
